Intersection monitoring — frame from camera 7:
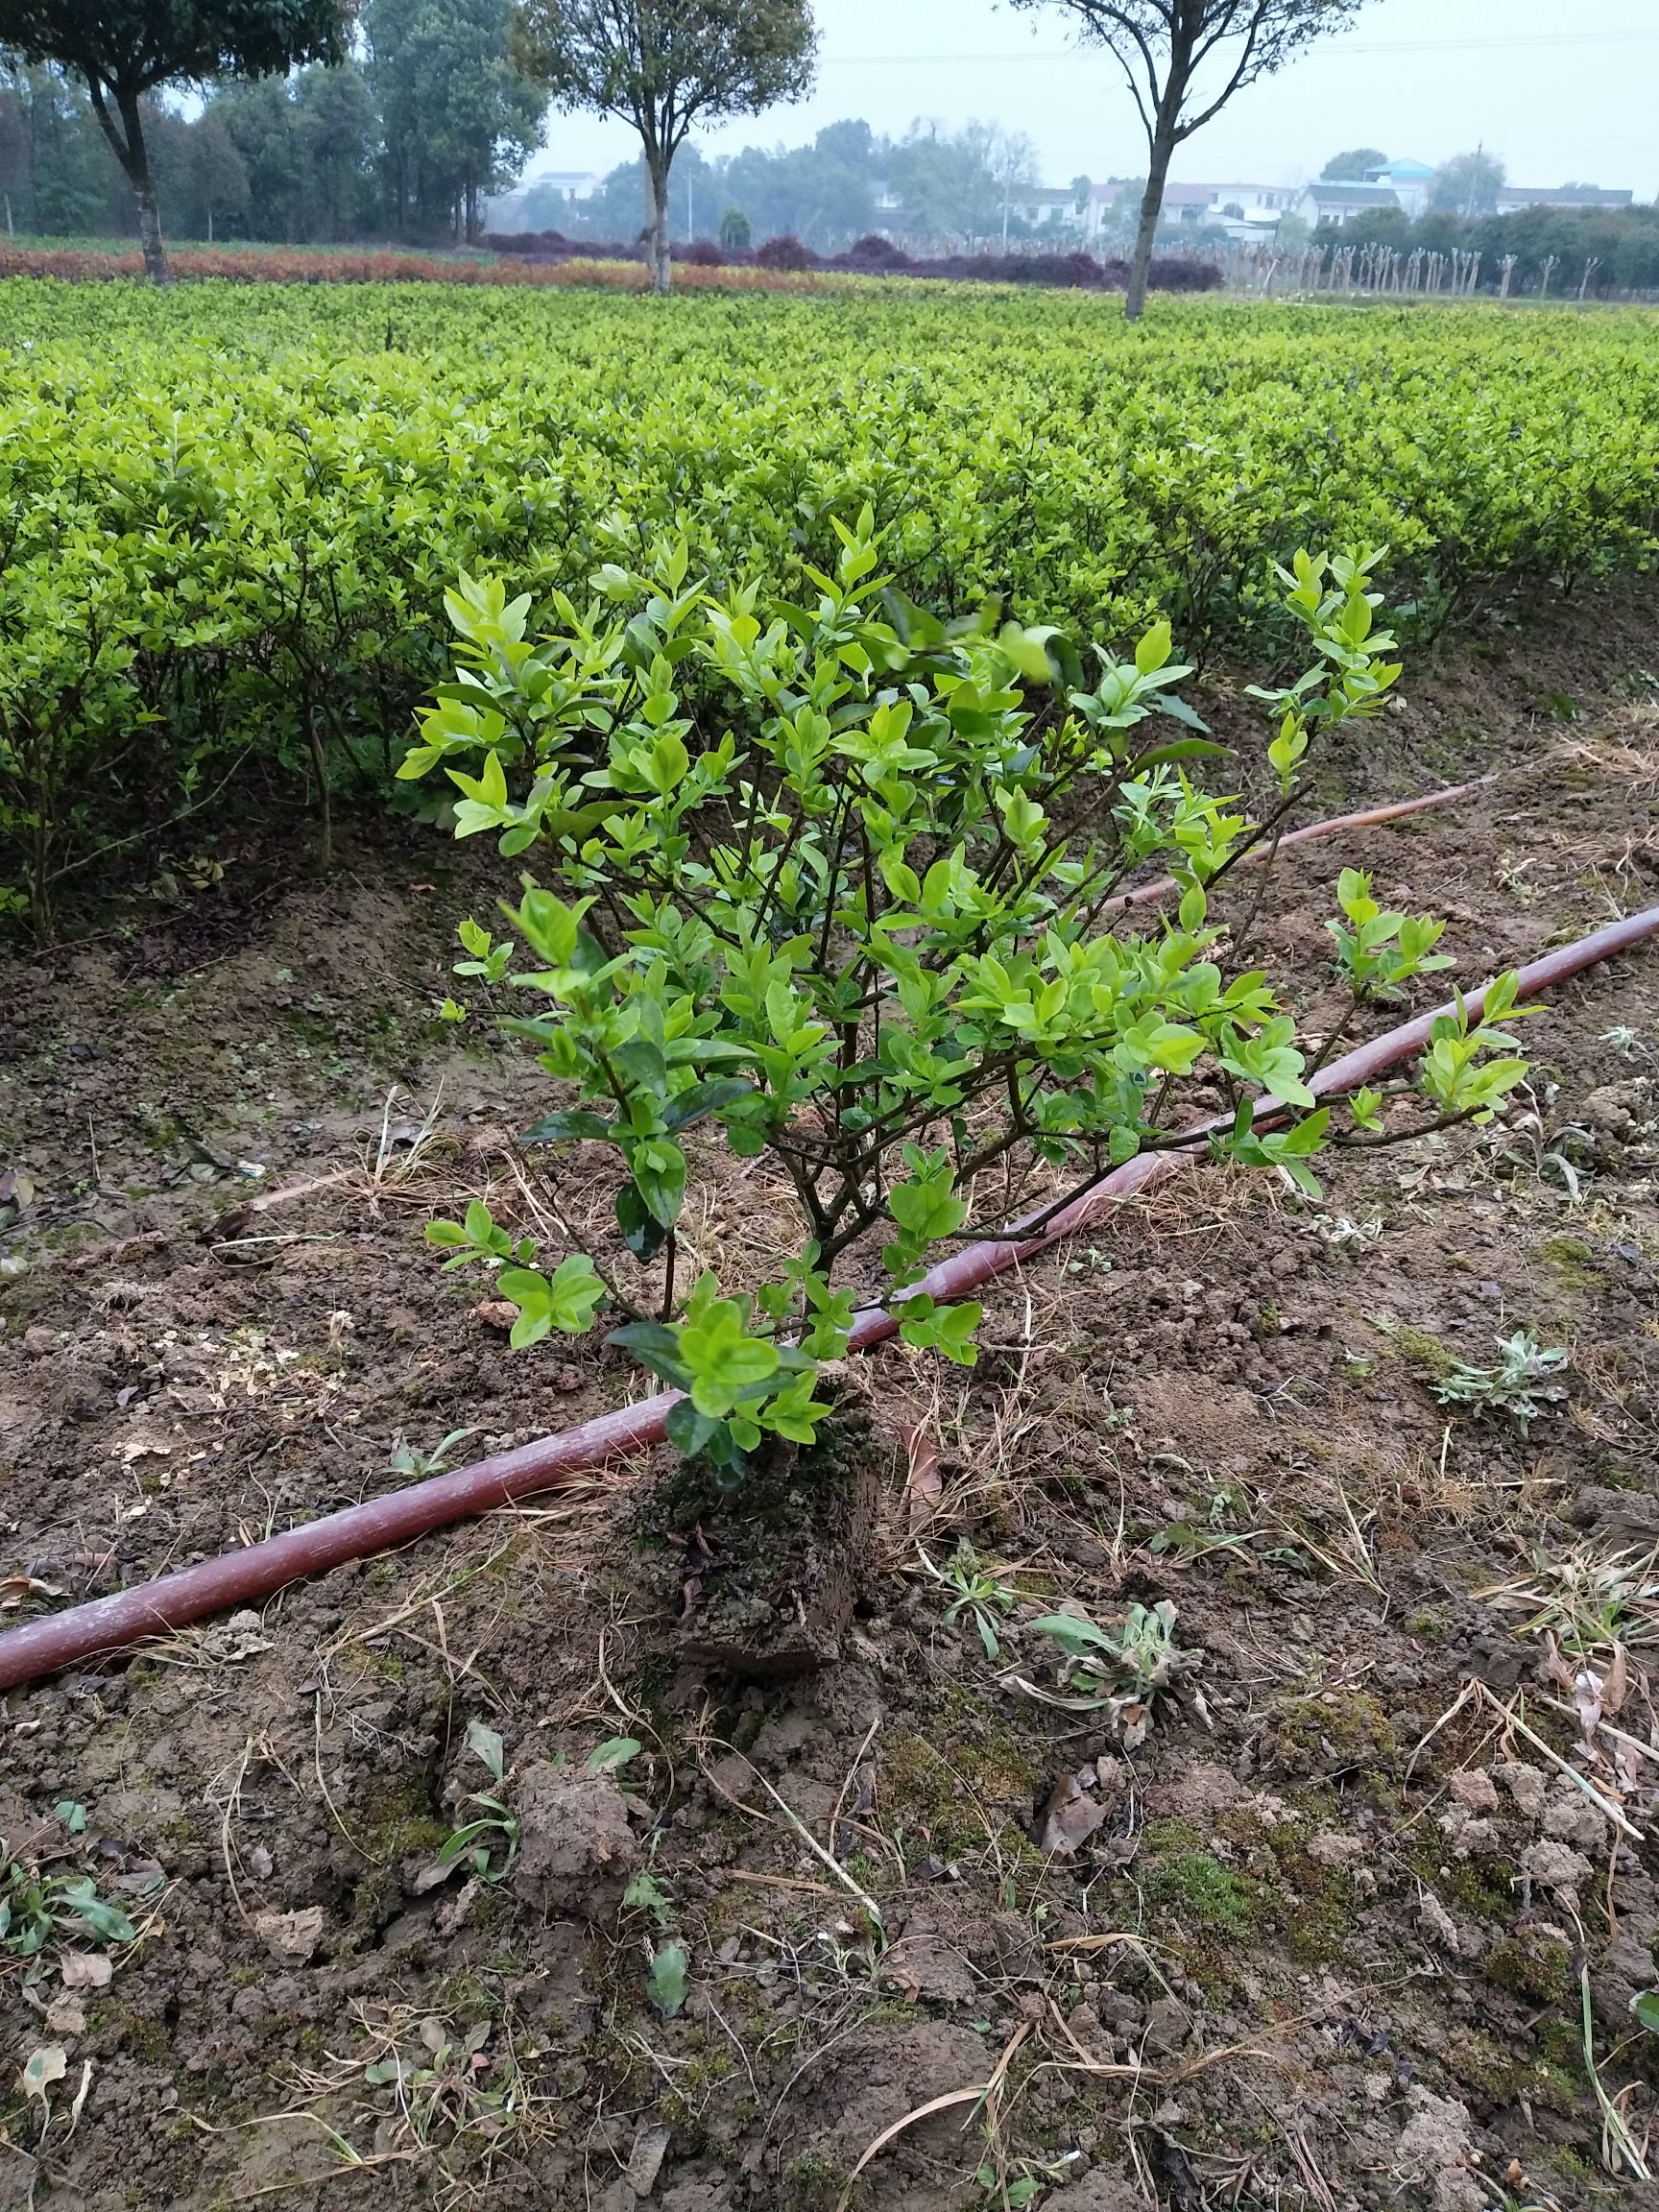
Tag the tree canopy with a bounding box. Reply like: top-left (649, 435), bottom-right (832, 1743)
top-left (368, 0), bottom-right (543, 240)
top-left (511, 0), bottom-right (816, 290)
top-left (1321, 144), bottom-right (1384, 180)
top-left (0, 0), bottom-right (347, 275)
top-left (1430, 148), bottom-right (1505, 217)
top-left (1007, 0), bottom-right (1371, 318)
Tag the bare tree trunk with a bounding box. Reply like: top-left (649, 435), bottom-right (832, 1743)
top-left (87, 84), bottom-right (170, 285)
top-left (1126, 121), bottom-right (1175, 323)
top-left (647, 153), bottom-right (672, 295)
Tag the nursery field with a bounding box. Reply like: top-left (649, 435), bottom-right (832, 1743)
top-left (4, 281), bottom-right (1659, 929)
top-left (2, 569), bottom-right (1658, 2209)
top-left (2, 280), bottom-right (1659, 2212)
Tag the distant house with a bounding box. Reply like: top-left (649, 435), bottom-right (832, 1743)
top-left (521, 170), bottom-right (601, 201)
top-left (1362, 157), bottom-right (1433, 218)
top-left (1294, 157), bottom-right (1434, 228)
top-left (1295, 181), bottom-right (1403, 228)
top-left (1010, 186), bottom-right (1088, 232)
top-left (1494, 184), bottom-right (1635, 212)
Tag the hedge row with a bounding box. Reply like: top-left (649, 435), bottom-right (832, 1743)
top-left (2, 281), bottom-right (1657, 935)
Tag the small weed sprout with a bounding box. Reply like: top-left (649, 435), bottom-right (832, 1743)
top-left (1434, 1331), bottom-right (1571, 1431)
top-left (0, 1839), bottom-right (136, 1961)
top-left (623, 1869), bottom-right (674, 1925)
top-left (1016, 1600), bottom-right (1201, 1745)
top-left (360, 2011), bottom-right (528, 2155)
top-left (1306, 1212), bottom-right (1382, 1255)
top-left (1149, 1484), bottom-right (1261, 1559)
top-left (916, 1540), bottom-right (1019, 1657)
top-left (432, 1729), bottom-right (641, 1888)
top-left (1600, 1024), bottom-right (1645, 1059)
top-left (388, 1428), bottom-right (475, 1479)
top-left (1484, 1540), bottom-right (1659, 1660)
top-left (435, 1719), bottom-right (518, 1883)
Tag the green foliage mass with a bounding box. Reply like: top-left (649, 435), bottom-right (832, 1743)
top-left (412, 526), bottom-right (1528, 1480)
top-left (4, 281), bottom-right (1659, 932)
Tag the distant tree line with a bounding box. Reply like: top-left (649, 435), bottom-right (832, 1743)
top-left (1315, 203), bottom-right (1659, 297)
top-left (0, 0), bottom-right (543, 249)
top-left (499, 117), bottom-right (1052, 258)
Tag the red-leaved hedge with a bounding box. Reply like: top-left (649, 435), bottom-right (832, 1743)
top-left (0, 237), bottom-right (1223, 296)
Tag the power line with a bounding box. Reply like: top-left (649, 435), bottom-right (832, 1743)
top-left (820, 28), bottom-right (1659, 62)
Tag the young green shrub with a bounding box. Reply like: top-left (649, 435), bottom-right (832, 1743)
top-left (407, 524), bottom-right (1529, 1485)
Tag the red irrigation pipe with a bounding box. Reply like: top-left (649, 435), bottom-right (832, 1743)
top-left (2, 900), bottom-right (1653, 1695)
top-left (1102, 773), bottom-right (1501, 915)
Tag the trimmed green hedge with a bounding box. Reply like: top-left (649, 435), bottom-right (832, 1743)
top-left (3, 280), bottom-right (1658, 933)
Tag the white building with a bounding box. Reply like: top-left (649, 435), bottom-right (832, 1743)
top-left (1494, 184), bottom-right (1634, 212)
top-left (1295, 157), bottom-right (1436, 228)
top-left (1295, 180), bottom-right (1405, 228)
top-left (1364, 158), bottom-right (1434, 217)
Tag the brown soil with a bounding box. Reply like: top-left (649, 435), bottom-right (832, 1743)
top-left (2, 585), bottom-right (1659, 2212)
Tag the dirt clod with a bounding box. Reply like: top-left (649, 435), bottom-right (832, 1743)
top-left (252, 1904), bottom-right (325, 1962)
top-left (510, 1764), bottom-right (640, 1918)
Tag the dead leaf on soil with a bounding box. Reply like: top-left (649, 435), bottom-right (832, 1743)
top-left (1032, 1770), bottom-right (1110, 1858)
top-left (58, 1951), bottom-right (113, 1991)
top-left (903, 1421), bottom-right (943, 1534)
top-left (253, 1906), bottom-right (325, 1962)
top-left (625, 2125), bottom-right (672, 2196)
top-left (109, 1857), bottom-right (165, 1899)
top-left (66, 2060), bottom-right (92, 2135)
top-left (19, 2044), bottom-right (66, 2110)
top-left (0, 1166), bottom-right (36, 1223)
top-left (0, 1575), bottom-right (65, 1610)
top-left (194, 1610), bottom-right (273, 1663)
top-left (116, 1435), bottom-right (172, 1464)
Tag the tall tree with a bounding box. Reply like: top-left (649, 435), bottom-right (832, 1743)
top-left (722, 117), bottom-right (871, 251)
top-left (0, 58), bottom-right (111, 232)
top-left (888, 120), bottom-right (1036, 249)
top-left (293, 60), bottom-right (378, 237)
top-left (1008, 0), bottom-right (1370, 319)
top-left (1320, 144), bottom-right (1384, 180)
top-left (205, 71), bottom-right (306, 236)
top-left (511, 0), bottom-right (817, 294)
top-left (1430, 148), bottom-right (1504, 219)
top-left (0, 0), bottom-right (348, 279)
top-left (369, 0), bottom-right (541, 241)
top-left (183, 104), bottom-right (249, 236)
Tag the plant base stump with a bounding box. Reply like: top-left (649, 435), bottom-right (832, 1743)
top-left (634, 1389), bottom-right (880, 1677)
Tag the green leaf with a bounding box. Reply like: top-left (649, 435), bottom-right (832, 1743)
top-left (520, 1110), bottom-right (613, 1144)
top-left (466, 1717), bottom-right (506, 1782)
top-left (664, 1399), bottom-right (721, 1455)
top-left (678, 1301), bottom-right (781, 1417)
top-left (610, 1320), bottom-right (692, 1389)
top-left (631, 1140), bottom-right (687, 1228)
top-left (616, 1182), bottom-right (668, 1263)
top-left (586, 1737), bottom-right (641, 1774)
top-left (60, 1887), bottom-right (135, 1945)
top-left (649, 1941), bottom-right (690, 2016)
top-left (1135, 618), bottom-right (1172, 675)
top-left (661, 1080), bottom-right (754, 1135)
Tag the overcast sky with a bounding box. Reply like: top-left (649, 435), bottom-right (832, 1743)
top-left (527, 0), bottom-right (1659, 199)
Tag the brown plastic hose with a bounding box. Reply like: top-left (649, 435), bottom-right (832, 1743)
top-left (1102, 774), bottom-right (1499, 914)
top-left (2, 900), bottom-right (1653, 1695)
